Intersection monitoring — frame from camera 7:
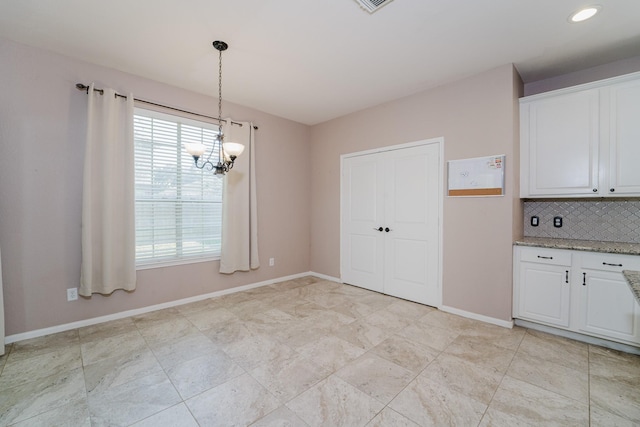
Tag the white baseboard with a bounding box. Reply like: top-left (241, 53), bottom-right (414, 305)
top-left (514, 319), bottom-right (640, 355)
top-left (6, 271), bottom-right (325, 344)
top-left (440, 305), bottom-right (514, 329)
top-left (311, 272), bottom-right (342, 283)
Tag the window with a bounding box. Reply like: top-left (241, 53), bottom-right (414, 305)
top-left (134, 108), bottom-right (223, 266)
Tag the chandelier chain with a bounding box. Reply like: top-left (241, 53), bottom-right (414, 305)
top-left (218, 48), bottom-right (223, 131)
top-left (183, 40), bottom-right (241, 176)
top-left (216, 46), bottom-right (224, 171)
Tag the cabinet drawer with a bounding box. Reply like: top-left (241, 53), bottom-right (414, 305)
top-left (581, 252), bottom-right (640, 272)
top-left (519, 247), bottom-right (572, 266)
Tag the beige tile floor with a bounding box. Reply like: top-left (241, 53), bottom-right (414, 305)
top-left (1, 276), bottom-right (639, 426)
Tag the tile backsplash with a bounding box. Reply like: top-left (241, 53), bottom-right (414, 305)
top-left (524, 200), bottom-right (640, 244)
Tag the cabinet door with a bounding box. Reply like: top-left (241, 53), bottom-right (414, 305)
top-left (518, 261), bottom-right (571, 328)
top-left (577, 269), bottom-right (640, 344)
top-left (608, 79), bottom-right (640, 195)
top-left (522, 89), bottom-right (600, 196)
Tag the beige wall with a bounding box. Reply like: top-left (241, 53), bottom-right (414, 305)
top-left (309, 64), bottom-right (523, 322)
top-left (0, 39), bottom-right (311, 336)
top-left (0, 37), bottom-right (525, 336)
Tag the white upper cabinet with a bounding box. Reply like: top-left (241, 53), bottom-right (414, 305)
top-left (520, 72), bottom-right (640, 198)
top-left (521, 90), bottom-right (599, 196)
top-left (607, 79), bottom-right (640, 195)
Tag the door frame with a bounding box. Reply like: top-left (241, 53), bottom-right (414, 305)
top-left (339, 137), bottom-right (444, 308)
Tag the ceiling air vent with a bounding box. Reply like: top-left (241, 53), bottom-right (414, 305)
top-left (354, 0), bottom-right (395, 13)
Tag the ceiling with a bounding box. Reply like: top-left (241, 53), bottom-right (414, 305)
top-left (1, 0), bottom-right (640, 125)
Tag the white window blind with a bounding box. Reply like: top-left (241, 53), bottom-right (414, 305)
top-left (134, 108), bottom-right (223, 266)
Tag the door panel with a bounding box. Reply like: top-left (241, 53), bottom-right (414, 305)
top-left (349, 234), bottom-right (379, 274)
top-left (391, 239), bottom-right (427, 284)
top-left (350, 162), bottom-right (379, 221)
top-left (385, 238), bottom-right (438, 305)
top-left (341, 155), bottom-right (384, 292)
top-left (384, 144), bottom-right (440, 306)
top-left (391, 155), bottom-right (428, 224)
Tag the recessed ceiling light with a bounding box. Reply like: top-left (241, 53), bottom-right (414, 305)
top-left (569, 5), bottom-right (601, 23)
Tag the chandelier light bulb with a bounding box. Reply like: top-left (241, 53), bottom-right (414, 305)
top-left (184, 142), bottom-right (206, 158)
top-left (223, 142), bottom-right (245, 158)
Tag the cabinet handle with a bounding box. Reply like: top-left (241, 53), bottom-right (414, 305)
top-left (537, 255), bottom-right (553, 260)
top-left (583, 272), bottom-right (586, 286)
top-left (602, 262), bottom-right (623, 267)
top-left (610, 188), bottom-right (615, 193)
top-left (385, 227), bottom-right (391, 232)
top-left (565, 270), bottom-right (569, 284)
top-left (374, 227), bottom-right (383, 232)
top-left (592, 188), bottom-right (598, 192)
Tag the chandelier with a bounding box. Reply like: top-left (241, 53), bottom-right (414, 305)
top-left (184, 40), bottom-right (244, 175)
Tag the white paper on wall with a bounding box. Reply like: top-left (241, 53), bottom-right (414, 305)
top-left (448, 154), bottom-right (505, 197)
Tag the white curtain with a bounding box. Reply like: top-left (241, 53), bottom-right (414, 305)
top-left (80, 84), bottom-right (136, 296)
top-left (0, 246), bottom-right (5, 355)
top-left (220, 120), bottom-right (260, 273)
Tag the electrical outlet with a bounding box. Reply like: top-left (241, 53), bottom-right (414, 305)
top-left (67, 288), bottom-right (78, 301)
top-left (269, 258), bottom-right (275, 267)
top-left (553, 216), bottom-right (563, 228)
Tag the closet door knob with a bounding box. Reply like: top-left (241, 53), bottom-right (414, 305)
top-left (374, 227), bottom-right (383, 232)
top-left (385, 227), bottom-right (391, 232)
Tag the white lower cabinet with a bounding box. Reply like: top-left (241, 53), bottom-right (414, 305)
top-left (576, 252), bottom-right (640, 344)
top-left (517, 248), bottom-right (571, 328)
top-left (514, 246), bottom-right (640, 346)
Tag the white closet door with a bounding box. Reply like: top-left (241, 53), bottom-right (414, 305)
top-left (341, 154), bottom-right (385, 293)
top-left (341, 141), bottom-right (441, 306)
top-left (384, 144), bottom-right (440, 305)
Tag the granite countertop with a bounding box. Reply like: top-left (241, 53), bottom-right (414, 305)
top-left (514, 237), bottom-right (640, 256)
top-left (623, 271), bottom-right (640, 305)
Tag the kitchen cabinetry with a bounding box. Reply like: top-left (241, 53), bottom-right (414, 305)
top-left (520, 71), bottom-right (640, 198)
top-left (514, 246), bottom-right (640, 346)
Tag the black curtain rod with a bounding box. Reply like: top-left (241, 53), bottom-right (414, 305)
top-left (75, 83), bottom-right (258, 130)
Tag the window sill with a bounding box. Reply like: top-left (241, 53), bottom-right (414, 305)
top-left (136, 255), bottom-right (221, 271)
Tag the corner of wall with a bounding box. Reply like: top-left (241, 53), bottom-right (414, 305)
top-left (512, 65), bottom-right (524, 241)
